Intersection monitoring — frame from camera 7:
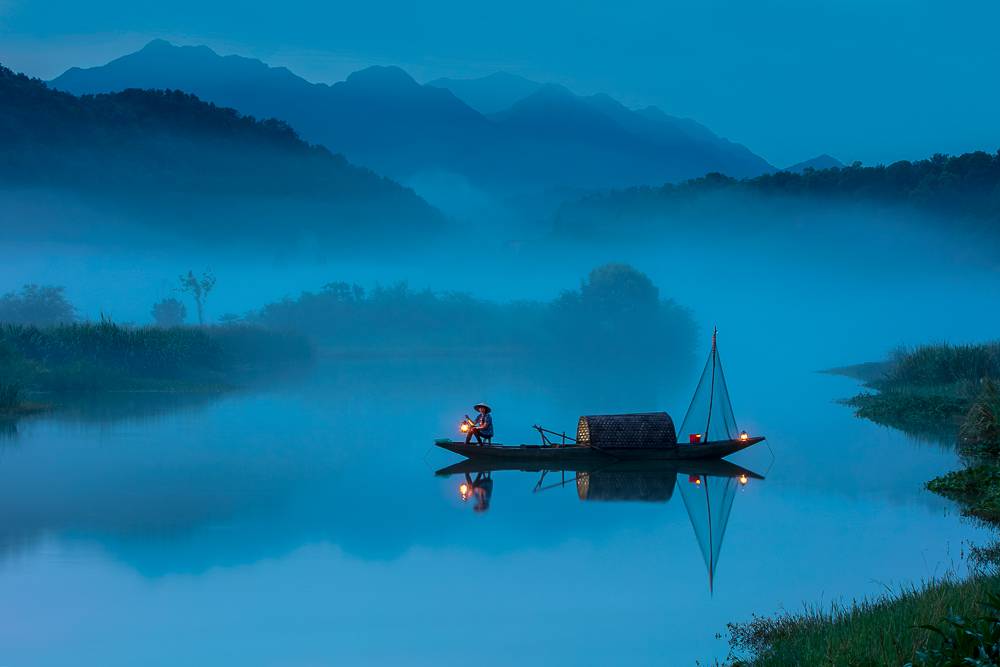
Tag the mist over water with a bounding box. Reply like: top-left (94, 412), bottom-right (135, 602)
top-left (2, 189), bottom-right (998, 664)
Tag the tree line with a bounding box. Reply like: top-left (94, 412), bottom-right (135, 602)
top-left (554, 150), bottom-right (1000, 236)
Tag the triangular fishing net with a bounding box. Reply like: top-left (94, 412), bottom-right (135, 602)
top-left (677, 472), bottom-right (739, 592)
top-left (678, 328), bottom-right (739, 444)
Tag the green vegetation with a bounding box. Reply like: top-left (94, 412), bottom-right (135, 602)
top-left (0, 284), bottom-right (75, 326)
top-left (0, 382), bottom-right (21, 410)
top-left (246, 263), bottom-right (697, 372)
top-left (727, 575), bottom-right (1000, 666)
top-left (555, 151), bottom-right (1000, 237)
top-left (927, 465), bottom-right (1000, 524)
top-left (727, 343), bottom-right (1000, 665)
top-left (838, 344), bottom-right (1000, 445)
top-left (0, 320), bottom-right (311, 395)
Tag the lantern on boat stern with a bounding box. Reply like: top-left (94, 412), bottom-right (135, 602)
top-left (459, 483), bottom-right (471, 500)
top-left (688, 474), bottom-right (702, 485)
top-left (739, 431), bottom-right (749, 442)
top-left (689, 433), bottom-right (703, 444)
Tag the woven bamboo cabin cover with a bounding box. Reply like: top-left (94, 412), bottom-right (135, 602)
top-left (576, 412), bottom-right (677, 449)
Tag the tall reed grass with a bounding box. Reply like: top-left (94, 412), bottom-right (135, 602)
top-left (727, 574), bottom-right (1000, 666)
top-left (0, 382), bottom-right (21, 409)
top-left (0, 321), bottom-right (311, 391)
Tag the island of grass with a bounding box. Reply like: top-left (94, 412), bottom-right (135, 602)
top-left (726, 342), bottom-right (1000, 665)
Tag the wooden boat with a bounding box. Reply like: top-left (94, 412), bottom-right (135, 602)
top-left (434, 435), bottom-right (764, 462)
top-left (437, 328), bottom-right (765, 466)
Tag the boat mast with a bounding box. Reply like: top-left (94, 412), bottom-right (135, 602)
top-left (703, 327), bottom-right (718, 441)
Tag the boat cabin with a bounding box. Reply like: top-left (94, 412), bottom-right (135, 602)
top-left (576, 412), bottom-right (677, 449)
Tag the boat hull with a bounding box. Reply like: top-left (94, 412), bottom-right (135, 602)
top-left (434, 436), bottom-right (764, 462)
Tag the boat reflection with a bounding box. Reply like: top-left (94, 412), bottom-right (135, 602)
top-left (436, 458), bottom-right (763, 591)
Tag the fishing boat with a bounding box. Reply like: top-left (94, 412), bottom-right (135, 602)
top-left (435, 328), bottom-right (764, 462)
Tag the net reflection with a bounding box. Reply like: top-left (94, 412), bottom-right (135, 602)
top-left (436, 458), bottom-right (763, 591)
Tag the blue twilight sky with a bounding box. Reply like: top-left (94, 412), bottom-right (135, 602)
top-left (1, 0), bottom-right (998, 167)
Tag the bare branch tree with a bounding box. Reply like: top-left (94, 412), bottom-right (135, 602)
top-left (177, 270), bottom-right (216, 326)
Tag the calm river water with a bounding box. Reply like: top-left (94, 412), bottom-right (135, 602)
top-left (0, 347), bottom-right (990, 666)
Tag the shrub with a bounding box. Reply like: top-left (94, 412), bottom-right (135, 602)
top-left (908, 590), bottom-right (1000, 666)
top-left (0, 284), bottom-right (75, 325)
top-left (151, 297), bottom-right (187, 327)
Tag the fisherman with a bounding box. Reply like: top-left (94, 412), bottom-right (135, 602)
top-left (464, 402), bottom-right (494, 445)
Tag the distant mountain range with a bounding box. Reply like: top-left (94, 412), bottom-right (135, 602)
top-left (0, 64), bottom-right (444, 245)
top-left (427, 72), bottom-right (543, 115)
top-left (784, 154), bottom-right (844, 173)
top-left (51, 40), bottom-right (775, 199)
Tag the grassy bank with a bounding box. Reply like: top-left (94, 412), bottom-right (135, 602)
top-left (834, 343), bottom-right (1000, 444)
top-left (0, 321), bottom-right (312, 400)
top-left (727, 573), bottom-right (1000, 666)
top-left (727, 343), bottom-right (1000, 665)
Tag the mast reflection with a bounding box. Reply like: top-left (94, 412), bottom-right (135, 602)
top-left (437, 458), bottom-right (762, 591)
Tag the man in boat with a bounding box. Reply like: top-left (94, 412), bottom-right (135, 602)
top-left (464, 403), bottom-right (494, 445)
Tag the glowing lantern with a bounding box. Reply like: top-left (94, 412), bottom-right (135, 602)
top-left (460, 422), bottom-right (471, 433)
top-left (738, 474), bottom-right (749, 486)
top-left (459, 483), bottom-right (470, 499)
top-left (688, 474), bottom-right (701, 485)
top-left (689, 433), bottom-right (702, 444)
top-left (739, 431), bottom-right (749, 441)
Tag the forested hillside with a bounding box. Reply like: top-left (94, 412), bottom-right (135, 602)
top-left (554, 151), bottom-right (1000, 237)
top-left (0, 65), bottom-right (445, 244)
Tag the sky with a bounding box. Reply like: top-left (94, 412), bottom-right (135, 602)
top-left (1, 0), bottom-right (999, 167)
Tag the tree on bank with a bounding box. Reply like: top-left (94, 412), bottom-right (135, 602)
top-left (178, 271), bottom-right (216, 326)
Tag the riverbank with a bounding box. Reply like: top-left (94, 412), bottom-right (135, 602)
top-left (727, 572), bottom-right (1000, 666)
top-left (726, 342), bottom-right (1000, 665)
top-left (0, 321), bottom-right (312, 411)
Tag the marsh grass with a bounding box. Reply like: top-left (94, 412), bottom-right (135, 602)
top-left (727, 575), bottom-right (1000, 666)
top-left (0, 321), bottom-right (311, 391)
top-left (775, 342), bottom-right (1000, 667)
top-left (0, 382), bottom-right (21, 409)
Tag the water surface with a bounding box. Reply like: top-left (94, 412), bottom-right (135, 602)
top-left (0, 353), bottom-right (988, 666)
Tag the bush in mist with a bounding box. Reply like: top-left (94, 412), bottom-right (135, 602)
top-left (549, 264), bottom-right (694, 364)
top-left (0, 284), bottom-right (75, 325)
top-left (151, 297), bottom-right (187, 327)
top-left (247, 264), bottom-right (697, 371)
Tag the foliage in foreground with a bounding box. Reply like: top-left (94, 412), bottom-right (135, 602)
top-left (908, 590), bottom-right (1000, 666)
top-left (727, 575), bottom-right (1000, 667)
